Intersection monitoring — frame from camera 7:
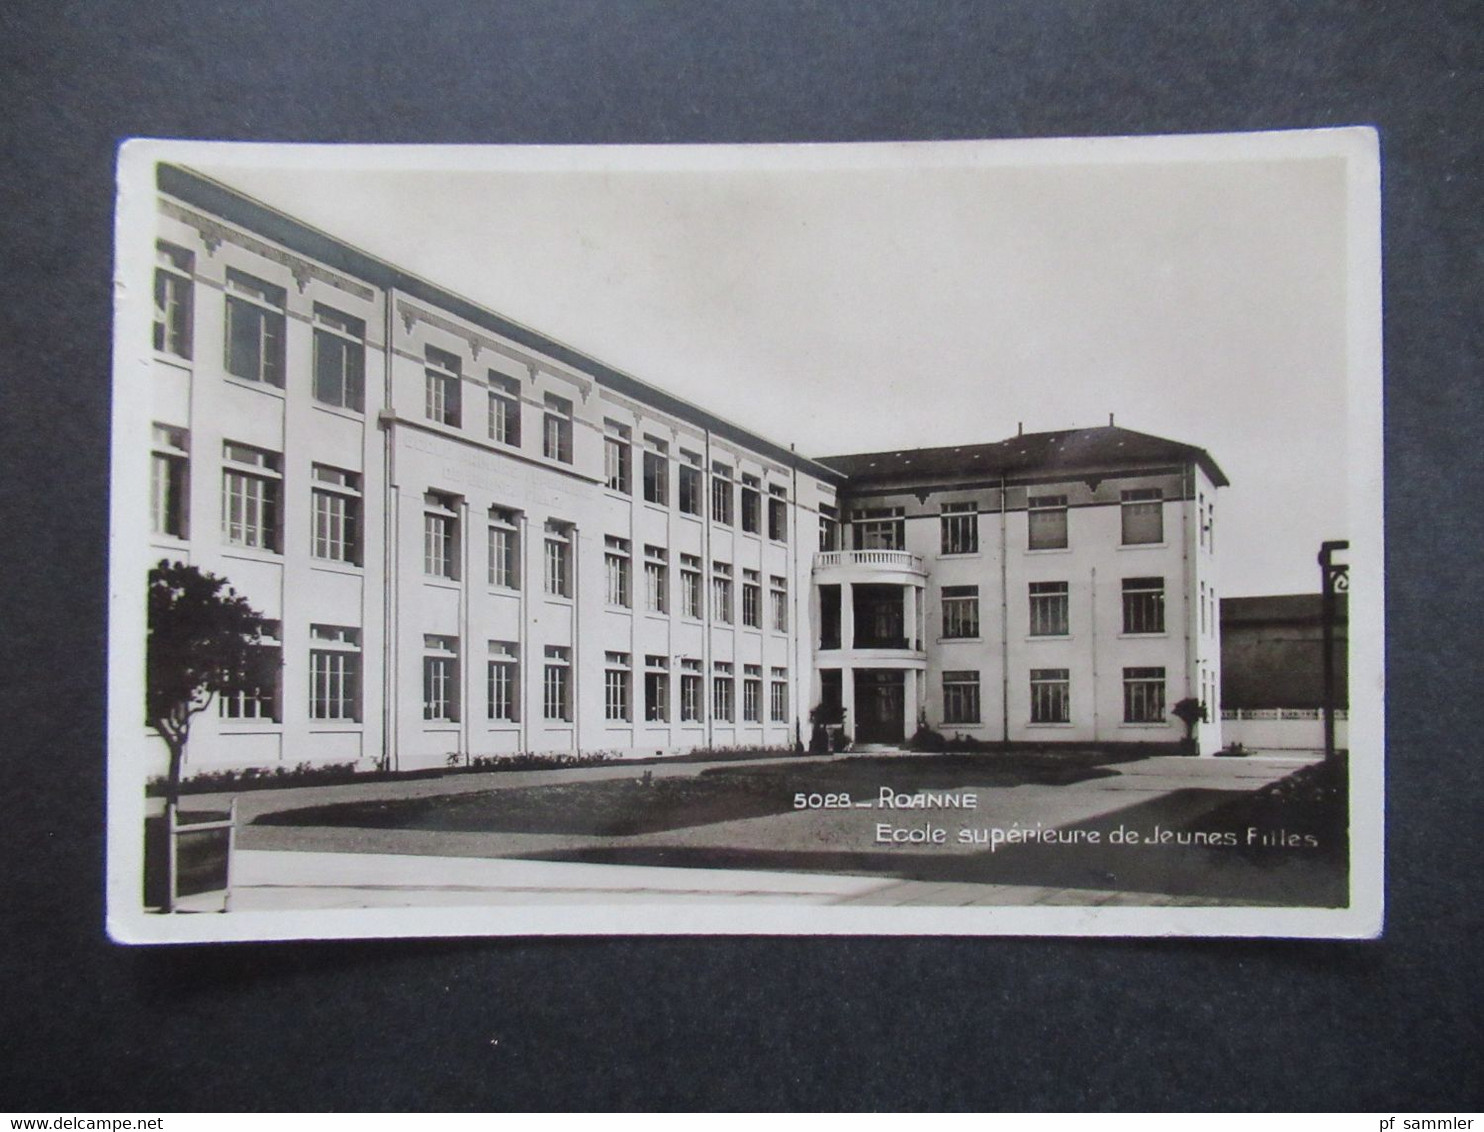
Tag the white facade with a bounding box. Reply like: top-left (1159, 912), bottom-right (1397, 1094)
top-left (144, 167), bottom-right (1226, 779)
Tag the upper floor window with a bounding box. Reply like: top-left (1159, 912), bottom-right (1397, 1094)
top-left (711, 561), bottom-right (733, 624)
top-left (768, 485), bottom-right (788, 543)
top-left (644, 545), bottom-right (668, 613)
top-left (221, 442), bottom-right (281, 552)
top-left (154, 242), bottom-right (193, 359)
top-left (1028, 581), bottom-right (1069, 637)
top-left (941, 501), bottom-right (977, 555)
top-left (740, 474), bottom-right (761, 534)
top-left (150, 424), bottom-right (189, 539)
top-left (853, 507), bottom-right (904, 551)
top-left (423, 491), bottom-right (460, 579)
top-left (488, 373), bottom-right (521, 447)
top-left (941, 585), bottom-right (979, 639)
top-left (1028, 494), bottom-right (1068, 550)
top-left (711, 462), bottom-right (734, 526)
top-left (543, 394), bottom-right (573, 463)
top-left (741, 569), bottom-right (761, 628)
top-left (680, 553), bottom-right (702, 619)
top-left (424, 346), bottom-right (462, 427)
top-left (311, 464), bottom-right (361, 565)
top-left (605, 536), bottom-right (632, 607)
top-left (312, 304), bottom-right (365, 412)
top-left (770, 575), bottom-right (789, 632)
top-left (678, 450), bottom-right (702, 516)
top-left (544, 521), bottom-right (572, 598)
top-left (1121, 488), bottom-right (1164, 545)
top-left (1122, 576), bottom-right (1166, 634)
top-left (604, 422), bottom-right (631, 493)
top-left (819, 504), bottom-right (839, 552)
top-left (224, 269), bottom-right (285, 387)
top-left (488, 507), bottom-right (520, 589)
top-left (642, 436), bottom-right (669, 506)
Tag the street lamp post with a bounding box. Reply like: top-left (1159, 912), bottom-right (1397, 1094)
top-left (1318, 540), bottom-right (1349, 762)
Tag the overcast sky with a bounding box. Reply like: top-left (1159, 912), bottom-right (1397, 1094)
top-left (187, 137), bottom-right (1358, 597)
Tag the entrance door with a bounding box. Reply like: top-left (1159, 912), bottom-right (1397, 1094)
top-left (853, 669), bottom-right (905, 743)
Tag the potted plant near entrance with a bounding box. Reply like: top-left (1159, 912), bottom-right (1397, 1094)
top-left (808, 702), bottom-right (849, 754)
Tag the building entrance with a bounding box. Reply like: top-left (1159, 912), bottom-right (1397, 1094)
top-left (853, 669), bottom-right (905, 744)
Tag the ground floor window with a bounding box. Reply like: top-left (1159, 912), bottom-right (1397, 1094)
top-left (605, 652), bottom-right (631, 721)
top-left (543, 646), bottom-right (571, 721)
top-left (942, 670), bottom-right (980, 725)
top-left (1123, 666), bottom-right (1166, 723)
top-left (742, 665), bottom-right (762, 723)
top-left (487, 641), bottom-right (518, 721)
top-left (770, 668), bottom-right (789, 723)
top-left (680, 660), bottom-right (703, 722)
top-left (644, 657), bottom-right (669, 722)
top-left (309, 625), bottom-right (361, 721)
top-left (1029, 668), bottom-right (1070, 724)
top-left (422, 635), bottom-right (459, 721)
top-left (713, 663), bottom-right (734, 723)
top-left (221, 633), bottom-right (281, 722)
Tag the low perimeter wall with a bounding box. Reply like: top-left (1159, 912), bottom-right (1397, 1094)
top-left (1221, 708), bottom-right (1349, 752)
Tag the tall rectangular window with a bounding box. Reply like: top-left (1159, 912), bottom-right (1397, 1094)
top-left (769, 668), bottom-right (789, 723)
top-left (742, 665), bottom-right (762, 723)
top-left (711, 561), bottom-right (733, 624)
top-left (768, 485), bottom-right (788, 543)
top-left (220, 621), bottom-right (281, 722)
top-left (712, 662), bottom-right (735, 723)
top-left (1122, 577), bottom-right (1166, 634)
top-left (711, 462), bottom-right (734, 526)
top-left (604, 422), bottom-right (631, 493)
top-left (604, 652), bottom-right (631, 722)
top-left (223, 269), bottom-right (284, 387)
top-left (423, 492), bottom-right (459, 579)
top-left (1121, 488), bottom-right (1164, 545)
top-left (678, 451), bottom-right (702, 516)
top-left (543, 394), bottom-right (573, 463)
top-left (487, 641), bottom-right (518, 721)
top-left (150, 424), bottom-right (188, 538)
top-left (740, 474), bottom-right (761, 534)
top-left (1123, 667), bottom-right (1166, 723)
top-left (1028, 581), bottom-right (1069, 637)
top-left (422, 635), bottom-right (459, 722)
top-left (1030, 668), bottom-right (1071, 724)
top-left (941, 585), bottom-right (979, 639)
top-left (643, 437), bottom-right (669, 505)
top-left (942, 671), bottom-right (981, 725)
top-left (221, 442), bottom-right (281, 552)
top-left (311, 464), bottom-right (361, 565)
top-left (1028, 494), bottom-right (1068, 550)
top-left (643, 545), bottom-right (668, 613)
top-left (819, 505), bottom-right (839, 551)
top-left (644, 655), bottom-right (670, 722)
top-left (488, 373), bottom-right (521, 447)
top-left (680, 659), bottom-right (703, 722)
top-left (154, 242), bottom-right (193, 358)
top-left (741, 569), bottom-right (761, 628)
top-left (425, 346), bottom-right (462, 427)
top-left (309, 625), bottom-right (361, 721)
top-left (487, 507), bottom-right (519, 589)
top-left (312, 304), bottom-right (365, 412)
top-left (680, 554), bottom-right (702, 619)
top-left (543, 646), bottom-right (571, 720)
top-left (853, 508), bottom-right (904, 550)
top-left (605, 536), bottom-right (632, 607)
top-left (940, 501), bottom-right (978, 555)
top-left (770, 575), bottom-right (789, 632)
top-left (544, 522), bottom-right (572, 598)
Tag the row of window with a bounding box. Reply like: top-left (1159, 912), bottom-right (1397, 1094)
top-left (223, 631), bottom-right (794, 727)
top-left (845, 490), bottom-right (1171, 555)
top-left (606, 425), bottom-right (792, 538)
top-left (939, 667), bottom-right (1173, 726)
top-left (938, 578), bottom-right (1168, 640)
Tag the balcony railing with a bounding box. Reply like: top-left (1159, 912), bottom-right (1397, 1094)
top-left (813, 549), bottom-right (925, 572)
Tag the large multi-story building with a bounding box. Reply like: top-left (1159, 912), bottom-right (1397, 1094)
top-left (142, 165), bottom-right (1227, 778)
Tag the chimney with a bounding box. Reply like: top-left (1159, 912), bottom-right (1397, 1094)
top-left (1017, 422), bottom-right (1023, 437)
top-left (1109, 412), bottom-right (1115, 427)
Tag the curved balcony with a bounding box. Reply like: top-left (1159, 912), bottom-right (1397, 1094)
top-left (812, 549), bottom-right (926, 582)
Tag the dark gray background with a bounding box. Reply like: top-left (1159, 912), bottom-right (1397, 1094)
top-left (2, 0), bottom-right (1479, 1111)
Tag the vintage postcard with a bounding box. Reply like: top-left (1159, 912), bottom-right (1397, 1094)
top-left (107, 130), bottom-right (1383, 943)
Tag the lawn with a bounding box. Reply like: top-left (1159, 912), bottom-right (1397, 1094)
top-left (253, 748), bottom-right (1134, 837)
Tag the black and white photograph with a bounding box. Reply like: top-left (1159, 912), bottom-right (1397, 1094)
top-left (107, 130), bottom-right (1383, 943)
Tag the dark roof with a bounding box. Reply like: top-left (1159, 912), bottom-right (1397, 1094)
top-left (1221, 593), bottom-right (1346, 625)
top-left (158, 164), bottom-right (843, 483)
top-left (816, 425), bottom-right (1229, 488)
